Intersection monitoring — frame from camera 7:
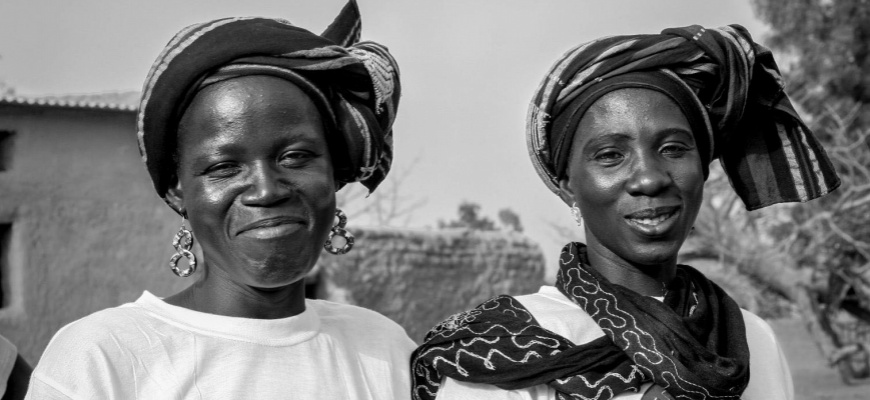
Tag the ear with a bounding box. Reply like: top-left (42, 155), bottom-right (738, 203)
top-left (165, 175), bottom-right (187, 217)
top-left (557, 178), bottom-right (577, 208)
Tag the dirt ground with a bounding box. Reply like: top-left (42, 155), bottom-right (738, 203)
top-left (770, 319), bottom-right (870, 399)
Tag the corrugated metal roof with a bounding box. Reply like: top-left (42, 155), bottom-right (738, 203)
top-left (0, 91), bottom-right (139, 113)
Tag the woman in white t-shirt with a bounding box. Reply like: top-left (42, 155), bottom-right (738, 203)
top-left (412, 24), bottom-right (841, 400)
top-left (27, 2), bottom-right (414, 399)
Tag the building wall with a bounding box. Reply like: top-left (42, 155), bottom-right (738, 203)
top-left (0, 104), bottom-right (548, 364)
top-left (315, 227), bottom-right (547, 342)
top-left (0, 106), bottom-right (187, 363)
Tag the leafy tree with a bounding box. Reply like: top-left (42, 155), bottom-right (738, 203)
top-left (751, 0), bottom-right (870, 126)
top-left (745, 0), bottom-right (870, 379)
top-left (498, 208), bottom-right (524, 233)
top-left (439, 201), bottom-right (497, 231)
top-left (749, 0), bottom-right (870, 289)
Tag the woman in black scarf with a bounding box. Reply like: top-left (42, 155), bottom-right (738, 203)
top-left (412, 24), bottom-right (840, 400)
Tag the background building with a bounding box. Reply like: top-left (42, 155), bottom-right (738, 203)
top-left (0, 94), bottom-right (546, 362)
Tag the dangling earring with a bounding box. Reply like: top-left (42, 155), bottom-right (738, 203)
top-left (324, 209), bottom-right (355, 255)
top-left (570, 202), bottom-right (582, 226)
top-left (169, 216), bottom-right (197, 277)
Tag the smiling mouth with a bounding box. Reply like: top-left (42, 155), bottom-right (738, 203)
top-left (237, 216), bottom-right (307, 239)
top-left (624, 206), bottom-right (680, 228)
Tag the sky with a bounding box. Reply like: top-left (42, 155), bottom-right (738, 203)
top-left (0, 0), bottom-right (769, 272)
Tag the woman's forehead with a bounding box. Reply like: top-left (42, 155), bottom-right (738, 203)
top-left (184, 76), bottom-right (321, 124)
top-left (176, 76), bottom-right (326, 151)
top-left (580, 88), bottom-right (690, 136)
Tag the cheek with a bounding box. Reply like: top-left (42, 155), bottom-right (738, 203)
top-left (573, 168), bottom-right (623, 211)
top-left (675, 159), bottom-right (706, 214)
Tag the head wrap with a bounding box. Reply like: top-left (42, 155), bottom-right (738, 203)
top-left (527, 24), bottom-right (840, 210)
top-left (137, 0), bottom-right (400, 203)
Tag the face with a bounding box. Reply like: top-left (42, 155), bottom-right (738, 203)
top-left (167, 76), bottom-right (336, 289)
top-left (559, 88), bottom-right (704, 268)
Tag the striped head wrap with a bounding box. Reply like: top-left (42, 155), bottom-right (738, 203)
top-left (137, 0), bottom-right (400, 204)
top-left (527, 24), bottom-right (840, 210)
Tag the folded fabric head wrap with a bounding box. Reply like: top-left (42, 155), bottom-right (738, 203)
top-left (137, 0), bottom-right (400, 205)
top-left (527, 24), bottom-right (840, 210)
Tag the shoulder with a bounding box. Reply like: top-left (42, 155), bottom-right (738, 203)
top-left (308, 299), bottom-right (406, 333)
top-left (437, 377), bottom-right (551, 400)
top-left (739, 309), bottom-right (794, 400)
top-left (30, 303), bottom-right (151, 398)
top-left (41, 303), bottom-right (149, 354)
top-left (514, 287), bottom-right (604, 345)
top-left (740, 309), bottom-right (779, 346)
top-left (308, 299), bottom-right (415, 347)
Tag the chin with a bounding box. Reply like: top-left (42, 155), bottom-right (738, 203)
top-left (623, 240), bottom-right (684, 267)
top-left (241, 247), bottom-right (320, 289)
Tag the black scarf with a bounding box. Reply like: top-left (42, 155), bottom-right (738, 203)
top-left (411, 243), bottom-right (750, 400)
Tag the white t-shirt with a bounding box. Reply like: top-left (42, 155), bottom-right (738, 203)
top-left (27, 291), bottom-right (416, 400)
top-left (438, 286), bottom-right (794, 400)
top-left (0, 334), bottom-right (18, 396)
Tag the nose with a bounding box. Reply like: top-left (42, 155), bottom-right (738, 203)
top-left (240, 162), bottom-right (292, 206)
top-left (625, 155), bottom-right (672, 197)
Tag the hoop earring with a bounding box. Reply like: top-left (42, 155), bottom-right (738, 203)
top-left (570, 202), bottom-right (582, 226)
top-left (324, 209), bottom-right (354, 255)
top-left (169, 217), bottom-right (197, 277)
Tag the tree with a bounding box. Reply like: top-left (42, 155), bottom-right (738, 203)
top-left (498, 208), bottom-right (524, 233)
top-left (439, 202), bottom-right (497, 231)
top-left (745, 0), bottom-right (870, 380)
top-left (751, 0), bottom-right (870, 126)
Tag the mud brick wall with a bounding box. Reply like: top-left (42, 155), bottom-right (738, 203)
top-left (315, 227), bottom-right (547, 342)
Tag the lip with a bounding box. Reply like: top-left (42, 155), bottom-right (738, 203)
top-left (624, 206), bottom-right (681, 237)
top-left (237, 216), bottom-right (307, 239)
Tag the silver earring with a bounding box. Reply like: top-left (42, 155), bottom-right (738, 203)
top-left (324, 209), bottom-right (354, 255)
top-left (570, 202), bottom-right (582, 226)
top-left (169, 217), bottom-right (197, 277)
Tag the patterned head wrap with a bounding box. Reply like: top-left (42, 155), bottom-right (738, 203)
top-left (137, 0), bottom-right (400, 203)
top-left (527, 24), bottom-right (840, 210)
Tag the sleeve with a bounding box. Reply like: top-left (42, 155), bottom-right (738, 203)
top-left (24, 317), bottom-right (129, 400)
top-left (740, 310), bottom-right (794, 400)
top-left (24, 376), bottom-right (75, 400)
top-left (0, 335), bottom-right (17, 396)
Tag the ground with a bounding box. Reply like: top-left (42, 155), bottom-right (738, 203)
top-left (771, 319), bottom-right (870, 399)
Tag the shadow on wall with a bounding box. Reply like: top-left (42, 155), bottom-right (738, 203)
top-left (313, 227), bottom-right (548, 342)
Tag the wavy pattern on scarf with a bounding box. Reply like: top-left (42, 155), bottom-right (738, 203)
top-left (411, 243), bottom-right (749, 400)
top-left (556, 244), bottom-right (744, 399)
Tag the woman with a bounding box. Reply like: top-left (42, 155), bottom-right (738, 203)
top-left (0, 334), bottom-right (30, 400)
top-left (27, 2), bottom-right (414, 398)
top-left (412, 25), bottom-right (840, 400)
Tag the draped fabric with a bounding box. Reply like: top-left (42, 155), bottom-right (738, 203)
top-left (527, 24), bottom-right (840, 210)
top-left (411, 243), bottom-right (750, 400)
top-left (137, 0), bottom-right (400, 203)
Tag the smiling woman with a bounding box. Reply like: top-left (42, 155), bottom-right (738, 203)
top-left (24, 1), bottom-right (415, 399)
top-left (412, 25), bottom-right (841, 400)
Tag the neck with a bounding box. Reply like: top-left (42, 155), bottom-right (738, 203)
top-left (165, 262), bottom-right (307, 319)
top-left (581, 239), bottom-right (676, 297)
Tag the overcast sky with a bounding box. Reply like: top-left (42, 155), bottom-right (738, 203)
top-left (0, 0), bottom-right (769, 272)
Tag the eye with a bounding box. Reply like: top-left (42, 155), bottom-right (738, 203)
top-left (661, 143), bottom-right (691, 158)
top-left (278, 150), bottom-right (316, 168)
top-left (593, 149), bottom-right (624, 165)
top-left (203, 162), bottom-right (241, 178)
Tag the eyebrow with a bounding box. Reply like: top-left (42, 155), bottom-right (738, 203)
top-left (582, 133), bottom-right (633, 149)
